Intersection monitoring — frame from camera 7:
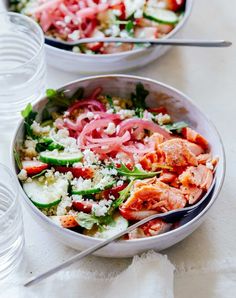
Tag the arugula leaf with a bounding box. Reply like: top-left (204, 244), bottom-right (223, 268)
top-left (112, 180), bottom-right (134, 209)
top-left (125, 21), bottom-right (134, 36)
top-left (13, 149), bottom-right (22, 170)
top-left (131, 83), bottom-right (149, 111)
top-left (106, 95), bottom-right (115, 112)
top-left (21, 103), bottom-right (37, 139)
top-left (163, 121), bottom-right (188, 133)
top-left (46, 89), bottom-right (71, 108)
top-left (116, 163), bottom-right (161, 179)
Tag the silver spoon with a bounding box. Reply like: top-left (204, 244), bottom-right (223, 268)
top-left (24, 178), bottom-right (215, 287)
top-left (45, 37), bottom-right (232, 50)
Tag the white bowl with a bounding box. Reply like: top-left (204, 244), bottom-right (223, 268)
top-left (11, 75), bottom-right (225, 257)
top-left (45, 0), bottom-right (193, 73)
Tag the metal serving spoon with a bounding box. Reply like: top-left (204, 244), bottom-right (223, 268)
top-left (45, 36), bottom-right (232, 50)
top-left (24, 178), bottom-right (215, 287)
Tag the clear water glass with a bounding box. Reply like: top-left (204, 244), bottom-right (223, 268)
top-left (0, 163), bottom-right (24, 279)
top-left (0, 12), bottom-right (46, 128)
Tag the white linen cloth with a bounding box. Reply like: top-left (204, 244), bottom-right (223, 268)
top-left (0, 251), bottom-right (174, 298)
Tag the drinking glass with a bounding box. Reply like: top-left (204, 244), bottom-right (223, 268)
top-left (0, 163), bottom-right (24, 279)
top-left (0, 12), bottom-right (46, 129)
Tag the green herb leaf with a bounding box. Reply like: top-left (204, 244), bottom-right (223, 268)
top-left (116, 163), bottom-right (161, 179)
top-left (112, 180), bottom-right (134, 209)
top-left (163, 121), bottom-right (188, 133)
top-left (125, 21), bottom-right (134, 35)
top-left (13, 149), bottom-right (22, 170)
top-left (21, 104), bottom-right (38, 139)
top-left (21, 103), bottom-right (33, 118)
top-left (131, 83), bottom-right (149, 111)
top-left (106, 95), bottom-right (115, 112)
top-left (46, 88), bottom-right (71, 108)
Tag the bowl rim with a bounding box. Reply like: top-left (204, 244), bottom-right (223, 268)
top-left (45, 0), bottom-right (194, 59)
top-left (11, 74), bottom-right (226, 245)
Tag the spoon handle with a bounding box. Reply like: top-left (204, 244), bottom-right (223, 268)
top-left (23, 210), bottom-right (179, 288)
top-left (46, 37), bottom-right (232, 47)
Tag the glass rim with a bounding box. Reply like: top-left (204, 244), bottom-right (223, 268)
top-left (0, 163), bottom-right (19, 220)
top-left (0, 11), bottom-right (45, 71)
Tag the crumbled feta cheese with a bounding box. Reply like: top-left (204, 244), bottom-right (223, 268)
top-left (117, 180), bottom-right (124, 186)
top-left (92, 199), bottom-right (112, 217)
top-left (104, 122), bottom-right (116, 135)
top-left (110, 24), bottom-right (120, 36)
top-left (87, 112), bottom-right (95, 120)
top-left (134, 9), bottom-right (143, 18)
top-left (83, 149), bottom-right (99, 165)
top-left (72, 177), bottom-right (92, 191)
top-left (57, 196), bottom-right (72, 216)
top-left (100, 168), bottom-right (117, 176)
top-left (155, 113), bottom-right (171, 125)
top-left (120, 30), bottom-right (130, 38)
top-left (24, 139), bottom-right (38, 158)
top-left (55, 21), bottom-right (66, 28)
top-left (106, 109), bottom-right (114, 114)
top-left (18, 169), bottom-right (27, 181)
top-left (31, 121), bottom-right (50, 135)
top-left (64, 15), bottom-right (72, 24)
top-left (68, 30), bottom-right (80, 41)
top-left (206, 161), bottom-right (214, 170)
top-left (135, 163), bottom-right (144, 171)
top-left (117, 109), bottom-right (135, 120)
top-left (112, 9), bottom-right (121, 16)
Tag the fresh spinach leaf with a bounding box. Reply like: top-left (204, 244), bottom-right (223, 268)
top-left (131, 83), bottom-right (149, 111)
top-left (106, 95), bottom-right (115, 112)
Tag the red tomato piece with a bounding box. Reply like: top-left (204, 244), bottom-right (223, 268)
top-left (22, 160), bottom-right (48, 176)
top-left (55, 166), bottom-right (94, 179)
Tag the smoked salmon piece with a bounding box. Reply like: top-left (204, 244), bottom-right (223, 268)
top-left (122, 178), bottom-right (186, 212)
top-left (128, 219), bottom-right (171, 239)
top-left (181, 185), bottom-right (203, 205)
top-left (182, 127), bottom-right (208, 149)
top-left (179, 164), bottom-right (213, 191)
top-left (158, 138), bottom-right (198, 167)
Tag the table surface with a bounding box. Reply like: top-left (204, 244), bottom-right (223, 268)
top-left (1, 0), bottom-right (236, 297)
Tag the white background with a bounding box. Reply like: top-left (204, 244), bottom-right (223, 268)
top-left (1, 0), bottom-right (236, 296)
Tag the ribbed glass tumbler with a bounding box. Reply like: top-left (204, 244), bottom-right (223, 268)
top-left (0, 163), bottom-right (24, 279)
top-left (0, 12), bottom-right (46, 129)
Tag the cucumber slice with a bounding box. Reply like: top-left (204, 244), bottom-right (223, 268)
top-left (144, 7), bottom-right (178, 24)
top-left (39, 151), bottom-right (83, 166)
top-left (72, 182), bottom-right (115, 195)
top-left (83, 213), bottom-right (128, 239)
top-left (23, 177), bottom-right (69, 208)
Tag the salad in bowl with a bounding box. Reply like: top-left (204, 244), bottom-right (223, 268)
top-left (15, 77), bottom-right (218, 241)
top-left (11, 0), bottom-right (186, 55)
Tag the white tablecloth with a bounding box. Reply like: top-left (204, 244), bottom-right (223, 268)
top-left (1, 0), bottom-right (236, 296)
